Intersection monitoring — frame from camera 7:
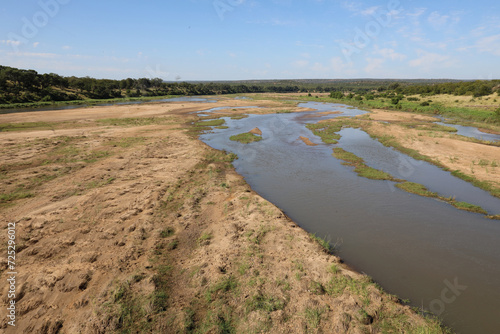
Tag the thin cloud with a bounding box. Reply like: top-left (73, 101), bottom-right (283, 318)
top-left (292, 60), bottom-right (309, 67)
top-left (475, 34), bottom-right (500, 56)
top-left (409, 50), bottom-right (452, 71)
top-left (374, 47), bottom-right (406, 61)
top-left (7, 52), bottom-right (58, 59)
top-left (364, 57), bottom-right (384, 74)
top-left (361, 6), bottom-right (380, 16)
top-left (296, 41), bottom-right (325, 49)
top-left (0, 40), bottom-right (22, 46)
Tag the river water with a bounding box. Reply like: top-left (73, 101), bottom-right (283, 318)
top-left (436, 117), bottom-right (500, 142)
top-left (199, 102), bottom-right (500, 334)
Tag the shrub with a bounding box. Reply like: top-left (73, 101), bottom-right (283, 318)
top-left (330, 91), bottom-right (344, 99)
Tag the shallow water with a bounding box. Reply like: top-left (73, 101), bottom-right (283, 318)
top-left (196, 106), bottom-right (261, 117)
top-left (436, 117), bottom-right (500, 142)
top-left (199, 102), bottom-right (500, 334)
top-left (337, 128), bottom-right (500, 215)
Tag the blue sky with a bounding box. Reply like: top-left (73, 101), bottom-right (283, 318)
top-left (1, 0), bottom-right (499, 80)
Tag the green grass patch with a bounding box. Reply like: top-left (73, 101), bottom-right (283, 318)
top-left (396, 182), bottom-right (438, 198)
top-left (245, 293), bottom-right (285, 314)
top-left (332, 148), bottom-right (397, 181)
top-left (189, 118), bottom-right (227, 137)
top-left (107, 137), bottom-right (146, 148)
top-left (304, 307), bottom-right (326, 329)
top-left (193, 307), bottom-right (236, 334)
top-left (332, 148), bottom-right (364, 164)
top-left (306, 123), bottom-right (342, 144)
top-left (97, 117), bottom-right (170, 127)
top-left (396, 182), bottom-right (488, 214)
top-left (0, 121), bottom-right (56, 132)
top-left (229, 132), bottom-right (262, 144)
top-left (230, 114), bottom-right (249, 120)
top-left (0, 190), bottom-right (35, 204)
top-left (310, 233), bottom-right (332, 253)
top-left (450, 201), bottom-right (487, 214)
top-left (309, 281), bottom-right (326, 295)
top-left (325, 274), bottom-right (373, 306)
top-left (205, 276), bottom-right (238, 303)
top-left (324, 274), bottom-right (351, 297)
top-left (355, 165), bottom-right (394, 180)
top-left (195, 119), bottom-right (226, 127)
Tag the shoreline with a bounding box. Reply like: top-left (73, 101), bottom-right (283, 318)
top-left (0, 98), bottom-right (449, 332)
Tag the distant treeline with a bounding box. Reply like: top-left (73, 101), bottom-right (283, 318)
top-left (381, 81), bottom-right (500, 97)
top-left (0, 65), bottom-right (499, 105)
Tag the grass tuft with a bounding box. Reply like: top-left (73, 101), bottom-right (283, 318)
top-left (310, 233), bottom-right (332, 253)
top-left (245, 293), bottom-right (285, 314)
top-left (230, 132), bottom-right (262, 144)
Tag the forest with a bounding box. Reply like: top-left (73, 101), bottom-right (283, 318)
top-left (0, 65), bottom-right (499, 106)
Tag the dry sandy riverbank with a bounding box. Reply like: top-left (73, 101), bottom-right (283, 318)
top-left (0, 99), bottom-right (446, 333)
top-left (364, 109), bottom-right (500, 191)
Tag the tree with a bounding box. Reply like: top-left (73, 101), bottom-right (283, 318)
top-left (474, 84), bottom-right (491, 97)
top-left (329, 91), bottom-right (344, 99)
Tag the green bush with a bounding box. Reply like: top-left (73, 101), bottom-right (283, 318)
top-left (330, 91), bottom-right (344, 99)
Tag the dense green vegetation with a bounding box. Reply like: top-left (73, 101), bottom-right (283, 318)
top-left (1, 65), bottom-right (496, 107)
top-left (0, 65), bottom-right (269, 105)
top-left (326, 80), bottom-right (500, 123)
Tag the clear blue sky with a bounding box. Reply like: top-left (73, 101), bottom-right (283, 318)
top-left (1, 0), bottom-right (499, 80)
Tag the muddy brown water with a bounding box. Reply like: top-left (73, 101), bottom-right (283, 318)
top-left (200, 102), bottom-right (500, 334)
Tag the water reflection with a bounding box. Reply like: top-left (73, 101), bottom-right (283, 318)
top-left (199, 102), bottom-right (500, 334)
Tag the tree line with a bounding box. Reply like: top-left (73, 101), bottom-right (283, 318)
top-left (1, 65), bottom-right (499, 105)
top-left (0, 66), bottom-right (303, 104)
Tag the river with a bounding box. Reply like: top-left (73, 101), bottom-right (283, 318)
top-left (199, 102), bottom-right (500, 334)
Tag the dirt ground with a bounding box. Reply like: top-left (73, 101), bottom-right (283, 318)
top-left (0, 98), bottom-right (449, 333)
top-left (366, 109), bottom-right (500, 189)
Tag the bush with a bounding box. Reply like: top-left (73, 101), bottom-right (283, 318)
top-left (420, 101), bottom-right (430, 106)
top-left (330, 91), bottom-right (344, 99)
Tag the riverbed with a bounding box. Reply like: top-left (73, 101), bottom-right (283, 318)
top-left (199, 102), bottom-right (500, 334)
